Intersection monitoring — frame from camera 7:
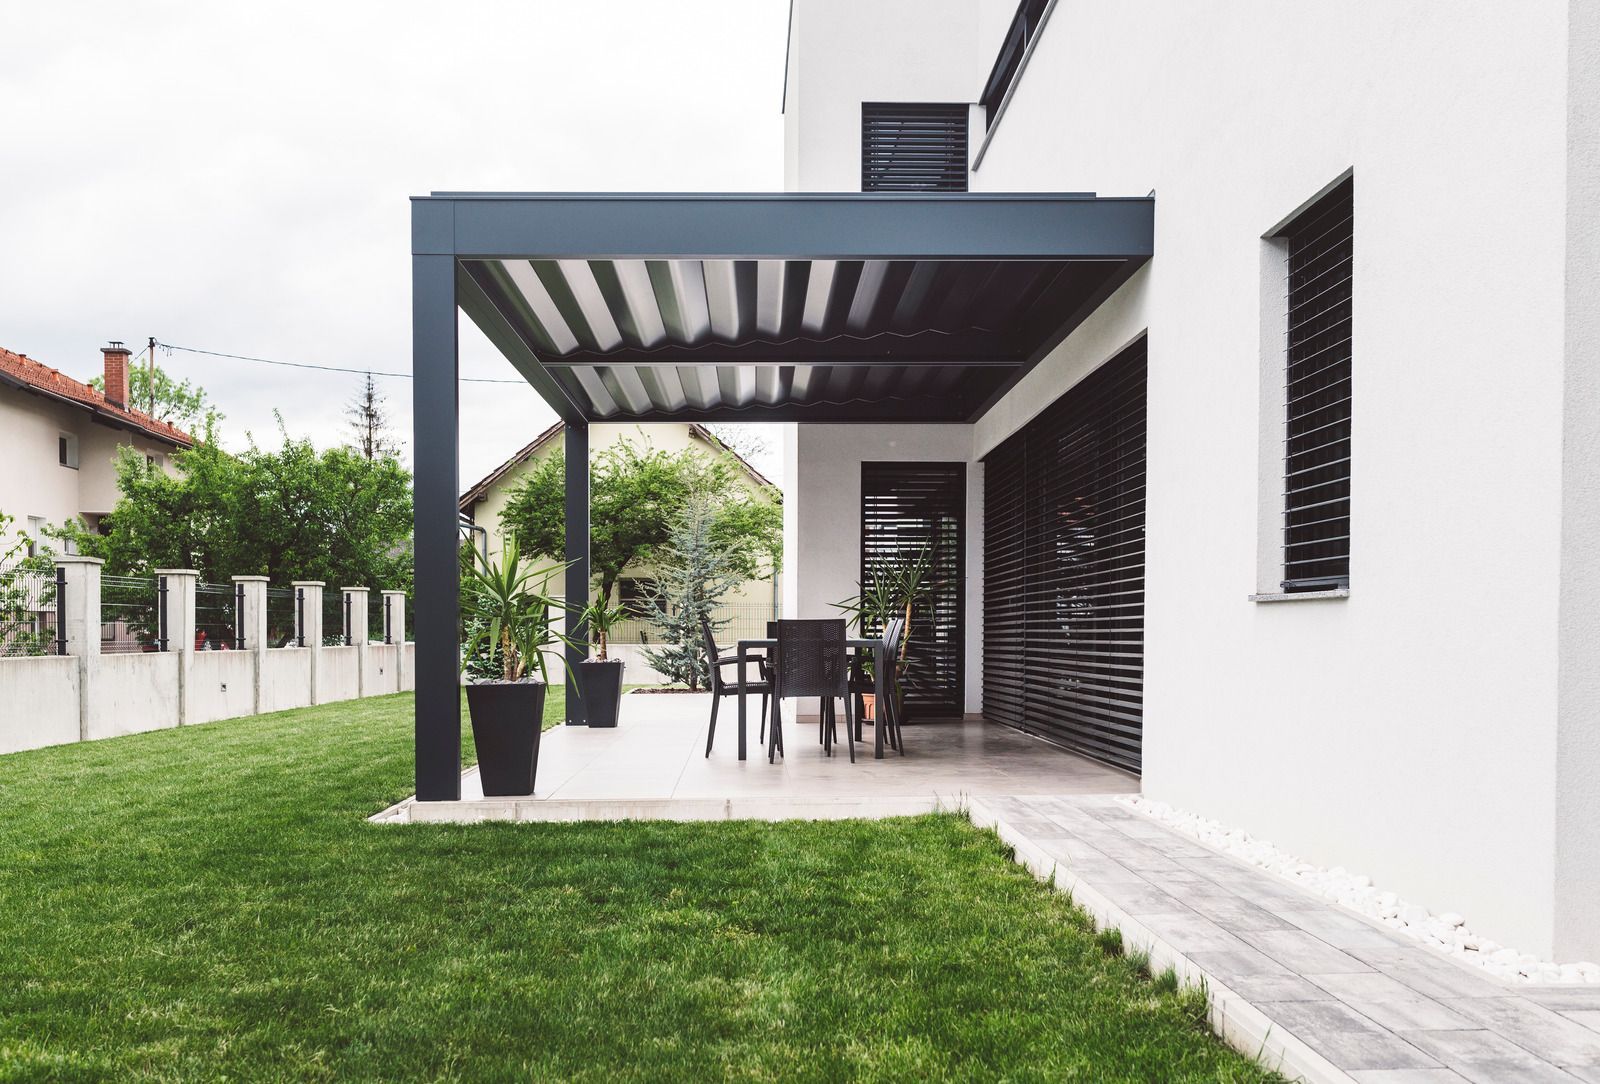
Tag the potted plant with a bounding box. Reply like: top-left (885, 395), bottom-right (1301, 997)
top-left (576, 594), bottom-right (628, 728)
top-left (461, 540), bottom-right (570, 796)
top-left (834, 541), bottom-right (940, 725)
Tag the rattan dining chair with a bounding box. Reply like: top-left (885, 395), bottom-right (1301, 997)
top-left (849, 616), bottom-right (906, 754)
top-left (768, 619), bottom-right (854, 763)
top-left (702, 614), bottom-right (770, 758)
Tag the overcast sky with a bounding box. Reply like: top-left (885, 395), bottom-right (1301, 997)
top-left (0, 1), bottom-right (789, 484)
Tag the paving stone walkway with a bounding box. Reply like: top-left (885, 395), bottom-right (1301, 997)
top-left (971, 794), bottom-right (1600, 1084)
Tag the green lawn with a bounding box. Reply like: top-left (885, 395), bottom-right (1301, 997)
top-left (0, 694), bottom-right (1277, 1082)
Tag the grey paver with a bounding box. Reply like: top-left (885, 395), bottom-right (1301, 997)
top-left (1348, 997), bottom-right (1477, 1032)
top-left (1347, 1070), bottom-right (1472, 1083)
top-left (1565, 1011), bottom-right (1600, 1034)
top-left (1253, 1000), bottom-right (1440, 1070)
top-left (1441, 997), bottom-right (1600, 1065)
top-left (1136, 912), bottom-right (1250, 953)
top-left (1242, 929), bottom-right (1377, 974)
top-left (1183, 893), bottom-right (1297, 931)
top-left (1400, 1029), bottom-right (1580, 1084)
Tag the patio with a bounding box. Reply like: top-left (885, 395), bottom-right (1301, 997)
top-left (378, 691), bottom-right (1136, 824)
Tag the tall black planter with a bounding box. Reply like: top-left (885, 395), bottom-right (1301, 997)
top-left (465, 680), bottom-right (546, 796)
top-left (577, 660), bottom-right (625, 728)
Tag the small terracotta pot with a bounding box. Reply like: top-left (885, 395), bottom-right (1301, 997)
top-left (860, 693), bottom-right (877, 721)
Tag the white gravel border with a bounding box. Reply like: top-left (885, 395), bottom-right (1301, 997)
top-left (1119, 795), bottom-right (1600, 985)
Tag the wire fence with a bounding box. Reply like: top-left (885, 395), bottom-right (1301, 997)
top-left (610, 600), bottom-right (779, 646)
top-left (323, 590), bottom-right (349, 647)
top-left (266, 587), bottom-right (298, 648)
top-left (101, 575), bottom-right (160, 654)
top-left (195, 582), bottom-right (240, 651)
top-left (0, 558), bottom-right (56, 657)
top-left (371, 590), bottom-right (406, 644)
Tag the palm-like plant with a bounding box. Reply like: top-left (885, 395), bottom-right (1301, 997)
top-left (462, 539), bottom-right (571, 683)
top-left (578, 594), bottom-right (629, 661)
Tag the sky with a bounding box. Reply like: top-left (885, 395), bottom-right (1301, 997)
top-left (0, 1), bottom-right (789, 485)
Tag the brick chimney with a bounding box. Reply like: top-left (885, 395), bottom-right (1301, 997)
top-left (101, 341), bottom-right (131, 408)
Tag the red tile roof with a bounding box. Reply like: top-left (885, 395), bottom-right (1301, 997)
top-left (0, 346), bottom-right (193, 448)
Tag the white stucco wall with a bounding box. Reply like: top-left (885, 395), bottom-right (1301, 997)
top-left (785, 0), bottom-right (1594, 957)
top-left (788, 424), bottom-right (983, 715)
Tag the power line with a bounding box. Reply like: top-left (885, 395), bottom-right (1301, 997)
top-left (155, 342), bottom-right (527, 384)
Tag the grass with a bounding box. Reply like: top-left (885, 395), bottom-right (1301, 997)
top-left (0, 694), bottom-right (1280, 1082)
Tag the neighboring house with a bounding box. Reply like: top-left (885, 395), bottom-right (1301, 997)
top-left (458, 421), bottom-right (781, 633)
top-left (0, 341), bottom-right (192, 538)
top-left (410, 2), bottom-right (1599, 965)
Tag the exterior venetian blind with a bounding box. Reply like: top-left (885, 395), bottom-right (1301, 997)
top-left (982, 339), bottom-right (1147, 772)
top-left (861, 462), bottom-right (965, 718)
top-left (1280, 177), bottom-right (1353, 591)
top-left (861, 103), bottom-right (969, 192)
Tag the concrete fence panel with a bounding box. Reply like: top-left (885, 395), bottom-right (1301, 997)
top-left (188, 651), bottom-right (258, 726)
top-left (0, 655), bottom-right (79, 754)
top-left (260, 649), bottom-right (314, 714)
top-left (84, 652), bottom-right (181, 741)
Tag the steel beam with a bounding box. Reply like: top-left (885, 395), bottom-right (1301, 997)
top-left (412, 252), bottom-right (462, 801)
top-left (563, 423), bottom-right (590, 725)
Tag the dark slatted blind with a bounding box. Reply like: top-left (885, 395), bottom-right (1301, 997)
top-left (1281, 177), bottom-right (1353, 591)
top-left (861, 103), bottom-right (969, 192)
top-left (861, 462), bottom-right (965, 718)
top-left (983, 339), bottom-right (1147, 772)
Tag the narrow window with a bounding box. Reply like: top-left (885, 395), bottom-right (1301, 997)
top-left (1278, 177), bottom-right (1353, 591)
top-left (979, 0), bottom-right (1050, 128)
top-left (861, 103), bottom-right (968, 192)
top-left (58, 433), bottom-right (79, 469)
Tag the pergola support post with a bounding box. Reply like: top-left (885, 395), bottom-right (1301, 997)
top-left (412, 251), bottom-right (462, 800)
top-left (564, 422), bottom-right (590, 725)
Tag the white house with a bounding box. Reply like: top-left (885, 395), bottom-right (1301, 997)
top-left (0, 341), bottom-right (192, 538)
top-left (407, 0), bottom-right (1599, 966)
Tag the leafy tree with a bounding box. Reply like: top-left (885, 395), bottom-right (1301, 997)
top-left (642, 496), bottom-right (742, 690)
top-left (498, 438), bottom-right (780, 605)
top-left (58, 418), bottom-right (413, 592)
top-left (91, 361), bottom-right (220, 432)
top-left (0, 512), bottom-right (55, 657)
top-left (345, 372), bottom-right (401, 461)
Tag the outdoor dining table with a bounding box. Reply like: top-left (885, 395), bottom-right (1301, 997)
top-left (735, 636), bottom-right (891, 760)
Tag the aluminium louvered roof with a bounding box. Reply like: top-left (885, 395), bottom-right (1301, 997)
top-left (414, 193), bottom-right (1154, 424)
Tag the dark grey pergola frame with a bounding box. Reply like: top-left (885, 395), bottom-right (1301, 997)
top-left (411, 192), bottom-right (1154, 801)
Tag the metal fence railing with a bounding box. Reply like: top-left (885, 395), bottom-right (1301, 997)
top-left (0, 558), bottom-right (56, 658)
top-left (101, 575), bottom-right (160, 654)
top-left (266, 587), bottom-right (298, 647)
top-left (195, 581), bottom-right (240, 651)
top-left (323, 590), bottom-right (349, 647)
top-left (610, 600), bottom-right (779, 646)
top-left (371, 590), bottom-right (405, 644)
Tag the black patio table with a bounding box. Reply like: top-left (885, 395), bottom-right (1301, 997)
top-left (735, 636), bottom-right (890, 760)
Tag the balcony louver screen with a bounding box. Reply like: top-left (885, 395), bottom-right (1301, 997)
top-left (861, 462), bottom-right (965, 718)
top-left (1281, 177), bottom-right (1353, 591)
top-left (861, 103), bottom-right (969, 192)
top-left (983, 339), bottom-right (1146, 772)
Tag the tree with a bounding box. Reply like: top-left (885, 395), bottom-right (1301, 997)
top-left (58, 418), bottom-right (413, 592)
top-left (90, 361), bottom-right (220, 432)
top-left (642, 496), bottom-right (742, 690)
top-left (498, 437), bottom-right (780, 605)
top-left (345, 372), bottom-right (400, 461)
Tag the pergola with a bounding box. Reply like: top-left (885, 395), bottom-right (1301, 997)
top-left (410, 192), bottom-right (1154, 800)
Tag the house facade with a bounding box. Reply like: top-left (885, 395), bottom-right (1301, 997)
top-left (777, 0), bottom-right (1599, 963)
top-left (459, 421), bottom-right (781, 654)
top-left (0, 342), bottom-right (191, 538)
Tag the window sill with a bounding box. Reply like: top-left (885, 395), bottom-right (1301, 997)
top-left (1248, 589), bottom-right (1350, 603)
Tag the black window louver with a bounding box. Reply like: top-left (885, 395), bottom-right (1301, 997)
top-left (982, 339), bottom-right (1147, 773)
top-left (1280, 177), bottom-right (1353, 592)
top-left (860, 462), bottom-right (965, 718)
top-left (861, 103), bottom-right (968, 192)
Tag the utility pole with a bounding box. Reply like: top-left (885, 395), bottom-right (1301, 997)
top-left (146, 336), bottom-right (157, 414)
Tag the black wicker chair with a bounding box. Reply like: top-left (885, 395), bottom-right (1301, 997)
top-left (849, 616), bottom-right (906, 753)
top-left (702, 614), bottom-right (770, 758)
top-left (768, 619), bottom-right (854, 763)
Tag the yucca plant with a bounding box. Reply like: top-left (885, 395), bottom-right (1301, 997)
top-left (578, 594), bottom-right (629, 661)
top-left (461, 539), bottom-right (571, 683)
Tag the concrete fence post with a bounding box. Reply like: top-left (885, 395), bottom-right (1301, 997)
top-left (293, 581), bottom-right (324, 704)
top-left (232, 575), bottom-right (269, 714)
top-left (382, 589), bottom-right (407, 694)
top-left (344, 587), bottom-right (369, 696)
top-left (56, 556), bottom-right (102, 741)
top-left (155, 569), bottom-right (198, 725)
